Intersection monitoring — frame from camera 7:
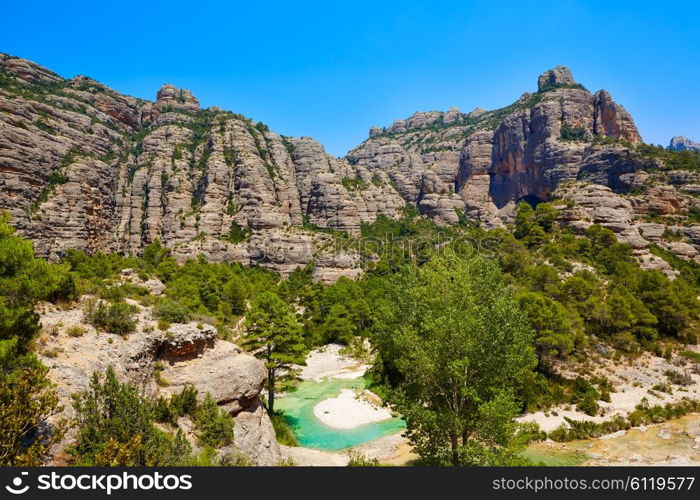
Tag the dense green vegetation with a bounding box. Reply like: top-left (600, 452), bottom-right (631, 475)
top-left (70, 367), bottom-right (192, 466)
top-left (372, 256), bottom-right (536, 465)
top-left (70, 371), bottom-right (236, 466)
top-left (546, 397), bottom-right (700, 442)
top-left (1, 188), bottom-right (700, 466)
top-left (0, 213), bottom-right (74, 465)
top-left (635, 144), bottom-right (700, 171)
top-left (341, 176), bottom-right (369, 191)
top-left (538, 82), bottom-right (588, 93)
top-left (560, 123), bottom-right (588, 142)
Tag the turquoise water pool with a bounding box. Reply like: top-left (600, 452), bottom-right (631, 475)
top-left (275, 376), bottom-right (406, 451)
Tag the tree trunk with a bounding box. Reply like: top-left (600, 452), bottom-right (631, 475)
top-left (450, 432), bottom-right (460, 466)
top-left (267, 367), bottom-right (275, 414)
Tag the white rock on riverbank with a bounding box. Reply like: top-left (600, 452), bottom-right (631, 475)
top-left (313, 389), bottom-right (393, 429)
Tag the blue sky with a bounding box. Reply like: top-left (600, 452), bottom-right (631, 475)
top-left (2, 1), bottom-right (698, 156)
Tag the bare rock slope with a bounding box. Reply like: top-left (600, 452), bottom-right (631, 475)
top-left (0, 54), bottom-right (403, 281)
top-left (38, 300), bottom-right (281, 465)
top-left (3, 55), bottom-right (700, 273)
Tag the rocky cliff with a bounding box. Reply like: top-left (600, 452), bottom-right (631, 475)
top-left (670, 136), bottom-right (700, 152)
top-left (38, 291), bottom-right (282, 465)
top-left (349, 66), bottom-right (643, 227)
top-left (0, 54), bottom-right (403, 281)
top-left (2, 55), bottom-right (700, 275)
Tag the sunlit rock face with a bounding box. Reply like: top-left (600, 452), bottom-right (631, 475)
top-left (350, 65), bottom-right (642, 228)
top-left (4, 54), bottom-right (700, 275)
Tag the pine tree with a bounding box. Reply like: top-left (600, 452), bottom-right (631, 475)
top-left (243, 292), bottom-right (306, 413)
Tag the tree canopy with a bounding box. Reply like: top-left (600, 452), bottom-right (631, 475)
top-left (372, 255), bottom-right (537, 465)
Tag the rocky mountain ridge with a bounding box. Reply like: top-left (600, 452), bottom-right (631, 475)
top-left (349, 66), bottom-right (643, 227)
top-left (2, 56), bottom-right (700, 277)
top-left (670, 136), bottom-right (700, 152)
top-left (0, 53), bottom-right (403, 282)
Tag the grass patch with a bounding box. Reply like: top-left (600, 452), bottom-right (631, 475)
top-left (269, 411), bottom-right (298, 446)
top-left (680, 350), bottom-right (700, 363)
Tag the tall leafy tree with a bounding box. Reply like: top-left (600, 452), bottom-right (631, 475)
top-left (373, 255), bottom-right (536, 465)
top-left (243, 292), bottom-right (306, 413)
top-left (517, 291), bottom-right (581, 359)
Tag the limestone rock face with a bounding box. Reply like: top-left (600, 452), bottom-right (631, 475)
top-left (38, 304), bottom-right (280, 465)
top-left (537, 66), bottom-right (576, 90)
top-left (0, 54), bottom-right (404, 281)
top-left (1, 55), bottom-right (698, 274)
top-left (552, 181), bottom-right (698, 275)
top-left (222, 399), bottom-right (281, 466)
top-left (349, 66), bottom-right (644, 229)
top-left (670, 136), bottom-right (700, 152)
top-left (158, 323), bottom-right (217, 360)
top-left (554, 182), bottom-right (648, 249)
top-left (155, 83), bottom-right (200, 112)
top-left (160, 341), bottom-right (267, 413)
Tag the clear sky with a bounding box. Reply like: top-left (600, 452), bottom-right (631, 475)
top-left (2, 1), bottom-right (698, 156)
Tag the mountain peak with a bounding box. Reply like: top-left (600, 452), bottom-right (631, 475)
top-left (156, 83), bottom-right (199, 111)
top-left (537, 66), bottom-right (576, 91)
top-left (670, 135), bottom-right (700, 151)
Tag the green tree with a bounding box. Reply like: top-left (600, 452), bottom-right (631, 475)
top-left (86, 301), bottom-right (138, 335)
top-left (517, 291), bottom-right (580, 359)
top-left (373, 256), bottom-right (536, 465)
top-left (0, 213), bottom-right (71, 465)
top-left (70, 367), bottom-right (191, 466)
top-left (222, 276), bottom-right (247, 315)
top-left (0, 339), bottom-right (66, 465)
top-left (192, 393), bottom-right (235, 447)
top-left (317, 303), bottom-right (356, 344)
top-left (142, 239), bottom-right (171, 269)
top-left (243, 292), bottom-right (306, 413)
top-left (534, 202), bottom-right (558, 232)
top-left (154, 298), bottom-right (191, 324)
top-left (514, 202), bottom-right (546, 247)
top-left (0, 213), bottom-right (75, 348)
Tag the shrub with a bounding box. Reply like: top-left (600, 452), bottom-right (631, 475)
top-left (87, 301), bottom-right (138, 335)
top-left (99, 283), bottom-right (149, 303)
top-left (0, 340), bottom-right (67, 465)
top-left (192, 393), bottom-right (234, 448)
top-left (680, 350), bottom-right (700, 363)
top-left (154, 385), bottom-right (199, 424)
top-left (221, 221), bottom-right (250, 244)
top-left (70, 367), bottom-right (191, 466)
top-left (665, 369), bottom-right (692, 386)
top-left (560, 124), bottom-right (587, 142)
top-left (576, 393), bottom-right (599, 416)
top-left (170, 385), bottom-right (199, 417)
top-left (154, 298), bottom-right (191, 324)
top-left (347, 452), bottom-right (380, 466)
top-left (66, 325), bottom-right (85, 337)
top-left (546, 398), bottom-right (700, 442)
top-left (342, 176), bottom-right (369, 191)
top-left (153, 361), bottom-right (168, 387)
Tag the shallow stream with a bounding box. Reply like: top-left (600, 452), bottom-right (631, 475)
top-left (275, 376), bottom-right (406, 451)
